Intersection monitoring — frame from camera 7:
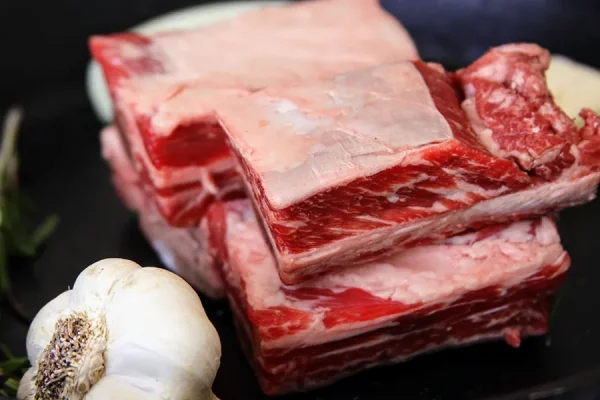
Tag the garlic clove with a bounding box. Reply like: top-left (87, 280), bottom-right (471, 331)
top-left (102, 267), bottom-right (221, 400)
top-left (16, 368), bottom-right (36, 400)
top-left (25, 291), bottom-right (71, 362)
top-left (70, 258), bottom-right (141, 309)
top-left (84, 374), bottom-right (164, 400)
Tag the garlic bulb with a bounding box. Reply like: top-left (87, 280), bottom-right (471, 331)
top-left (17, 258), bottom-right (221, 400)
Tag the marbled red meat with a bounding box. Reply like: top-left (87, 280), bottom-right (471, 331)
top-left (210, 200), bottom-right (569, 395)
top-left (89, 0), bottom-right (419, 227)
top-left (457, 43), bottom-right (600, 179)
top-left (218, 45), bottom-right (600, 284)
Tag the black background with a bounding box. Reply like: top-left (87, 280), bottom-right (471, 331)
top-left (2, 0), bottom-right (600, 116)
top-left (2, 0), bottom-right (600, 399)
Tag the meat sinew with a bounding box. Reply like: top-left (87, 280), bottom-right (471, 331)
top-left (101, 125), bottom-right (225, 298)
top-left (217, 44), bottom-right (600, 284)
top-left (89, 0), bottom-right (419, 227)
top-left (210, 199), bottom-right (569, 395)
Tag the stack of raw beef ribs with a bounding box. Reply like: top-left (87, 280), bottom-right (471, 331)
top-left (91, 0), bottom-right (600, 395)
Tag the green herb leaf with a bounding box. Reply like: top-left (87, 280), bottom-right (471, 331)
top-left (0, 106), bottom-right (59, 294)
top-left (0, 376), bottom-right (22, 397)
top-left (0, 357), bottom-right (29, 375)
top-left (549, 283), bottom-right (569, 332)
top-left (0, 342), bottom-right (14, 359)
top-left (1, 190), bottom-right (58, 258)
top-left (0, 106), bottom-right (59, 395)
top-left (0, 342), bottom-right (29, 397)
top-left (0, 109), bottom-right (22, 193)
top-left (31, 214), bottom-right (59, 250)
top-left (7, 229), bottom-right (36, 258)
top-left (3, 377), bottom-right (19, 396)
top-left (0, 232), bottom-right (8, 293)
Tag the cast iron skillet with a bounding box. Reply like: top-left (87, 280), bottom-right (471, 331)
top-left (2, 1), bottom-right (600, 399)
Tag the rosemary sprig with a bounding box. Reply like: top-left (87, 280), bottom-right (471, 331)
top-left (0, 107), bottom-right (59, 324)
top-left (0, 106), bottom-right (59, 395)
top-left (0, 343), bottom-right (29, 397)
top-left (549, 282), bottom-right (569, 333)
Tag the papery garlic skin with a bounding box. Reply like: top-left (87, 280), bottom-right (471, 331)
top-left (18, 258), bottom-right (221, 400)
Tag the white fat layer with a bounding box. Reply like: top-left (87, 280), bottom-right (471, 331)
top-left (118, 82), bottom-right (250, 136)
top-left (220, 63), bottom-right (453, 209)
top-left (111, 0), bottom-right (418, 102)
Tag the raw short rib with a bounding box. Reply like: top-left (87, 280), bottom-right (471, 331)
top-left (211, 199), bottom-right (569, 395)
top-left (101, 125), bottom-right (225, 297)
top-left (89, 0), bottom-right (418, 227)
top-left (218, 44), bottom-right (600, 284)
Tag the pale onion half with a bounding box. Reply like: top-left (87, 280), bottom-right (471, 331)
top-left (546, 54), bottom-right (600, 124)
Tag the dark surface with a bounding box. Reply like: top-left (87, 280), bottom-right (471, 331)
top-left (2, 0), bottom-right (600, 399)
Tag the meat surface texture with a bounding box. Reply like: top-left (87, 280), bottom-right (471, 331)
top-left (211, 200), bottom-right (569, 395)
top-left (218, 45), bottom-right (600, 284)
top-left (89, 0), bottom-right (419, 227)
top-left (101, 125), bottom-right (225, 298)
top-left (457, 43), bottom-right (600, 178)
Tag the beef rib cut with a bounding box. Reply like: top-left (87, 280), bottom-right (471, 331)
top-left (217, 45), bottom-right (600, 284)
top-left (210, 199), bottom-right (569, 395)
top-left (89, 0), bottom-right (418, 227)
